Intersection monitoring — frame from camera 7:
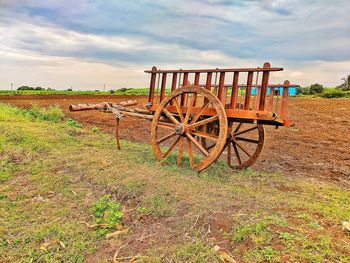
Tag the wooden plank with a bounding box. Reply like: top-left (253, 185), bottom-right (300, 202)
top-left (244, 72), bottom-right (253, 110)
top-left (148, 66), bottom-right (157, 105)
top-left (217, 72), bottom-right (225, 103)
top-left (159, 73), bottom-right (167, 103)
top-left (280, 80), bottom-right (290, 118)
top-left (181, 72), bottom-right (189, 106)
top-left (230, 72), bottom-right (239, 109)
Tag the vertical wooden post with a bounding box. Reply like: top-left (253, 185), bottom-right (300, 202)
top-left (230, 72), bottom-right (239, 109)
top-left (148, 66), bottom-right (157, 105)
top-left (217, 72), bottom-right (225, 104)
top-left (280, 80), bottom-right (290, 118)
top-left (159, 73), bottom-right (167, 103)
top-left (267, 86), bottom-right (275, 111)
top-left (171, 73), bottom-right (177, 91)
top-left (169, 73), bottom-right (177, 105)
top-left (244, 71), bottom-right (254, 110)
top-left (181, 72), bottom-right (189, 106)
top-left (259, 62), bottom-right (271, 111)
top-left (193, 72), bottom-right (200, 105)
top-left (205, 72), bottom-right (212, 91)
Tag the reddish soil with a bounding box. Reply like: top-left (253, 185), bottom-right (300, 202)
top-left (1, 95), bottom-right (349, 181)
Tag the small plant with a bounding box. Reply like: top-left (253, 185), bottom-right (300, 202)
top-left (91, 126), bottom-right (99, 133)
top-left (92, 195), bottom-right (123, 235)
top-left (66, 118), bottom-right (83, 128)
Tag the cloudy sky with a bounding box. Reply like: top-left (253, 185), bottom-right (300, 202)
top-left (0, 0), bottom-right (349, 90)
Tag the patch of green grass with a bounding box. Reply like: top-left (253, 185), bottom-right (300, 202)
top-left (174, 239), bottom-right (218, 262)
top-left (91, 126), bottom-right (99, 133)
top-left (230, 213), bottom-right (287, 244)
top-left (143, 188), bottom-right (177, 217)
top-left (15, 104), bottom-right (65, 122)
top-left (66, 118), bottom-right (83, 128)
top-left (92, 194), bottom-right (123, 235)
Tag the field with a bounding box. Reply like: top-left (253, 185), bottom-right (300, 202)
top-left (0, 94), bottom-right (349, 262)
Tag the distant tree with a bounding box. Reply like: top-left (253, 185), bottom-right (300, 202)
top-left (309, 83), bottom-right (324, 94)
top-left (17, 86), bottom-right (34, 90)
top-left (67, 88), bottom-right (73, 91)
top-left (296, 86), bottom-right (310, 95)
top-left (35, 87), bottom-right (44, 90)
top-left (109, 89), bottom-right (115, 94)
top-left (119, 88), bottom-right (130, 92)
top-left (47, 87), bottom-right (55, 91)
top-left (337, 75), bottom-right (350, 91)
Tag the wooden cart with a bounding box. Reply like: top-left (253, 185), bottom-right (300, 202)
top-left (145, 62), bottom-right (297, 171)
top-left (70, 62), bottom-right (297, 172)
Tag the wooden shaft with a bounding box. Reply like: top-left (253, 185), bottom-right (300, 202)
top-left (160, 73), bottom-right (167, 103)
top-left (148, 66), bottom-right (157, 105)
top-left (244, 72), bottom-right (253, 110)
top-left (230, 72), bottom-right (239, 109)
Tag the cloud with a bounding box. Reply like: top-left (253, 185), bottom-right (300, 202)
top-left (0, 0), bottom-right (349, 89)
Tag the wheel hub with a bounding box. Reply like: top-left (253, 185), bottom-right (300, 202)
top-left (174, 123), bottom-right (186, 135)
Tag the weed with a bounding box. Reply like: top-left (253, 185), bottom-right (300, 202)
top-left (92, 194), bottom-right (123, 235)
top-left (91, 126), bottom-right (99, 133)
top-left (66, 118), bottom-right (83, 128)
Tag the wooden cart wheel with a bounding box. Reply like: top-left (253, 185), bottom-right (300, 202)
top-left (225, 122), bottom-right (265, 169)
top-left (151, 86), bottom-right (228, 172)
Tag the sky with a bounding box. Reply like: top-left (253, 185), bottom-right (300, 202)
top-left (0, 0), bottom-right (349, 90)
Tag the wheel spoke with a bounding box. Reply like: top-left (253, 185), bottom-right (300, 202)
top-left (173, 98), bottom-right (184, 122)
top-left (189, 101), bottom-right (209, 124)
top-left (188, 115), bottom-right (218, 130)
top-left (162, 136), bottom-right (180, 158)
top-left (206, 143), bottom-right (216, 151)
top-left (177, 137), bottom-right (185, 166)
top-left (186, 132), bottom-right (209, 157)
top-left (190, 130), bottom-right (218, 141)
top-left (158, 121), bottom-right (175, 129)
top-left (232, 142), bottom-right (242, 165)
top-left (184, 94), bottom-right (197, 124)
top-left (234, 123), bottom-right (243, 133)
top-left (234, 126), bottom-right (258, 136)
top-left (187, 137), bottom-right (194, 168)
top-left (162, 108), bottom-right (179, 125)
top-left (235, 141), bottom-right (252, 157)
top-left (235, 137), bottom-right (259, 144)
top-left (157, 131), bottom-right (177, 144)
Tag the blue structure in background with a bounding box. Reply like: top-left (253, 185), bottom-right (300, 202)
top-left (251, 86), bottom-right (297, 96)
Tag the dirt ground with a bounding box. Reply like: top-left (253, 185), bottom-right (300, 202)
top-left (1, 94), bottom-right (349, 182)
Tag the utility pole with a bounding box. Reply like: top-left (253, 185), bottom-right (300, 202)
top-left (11, 83), bottom-right (13, 91)
top-left (104, 83), bottom-right (106, 92)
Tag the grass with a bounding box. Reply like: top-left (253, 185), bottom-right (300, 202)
top-left (0, 88), bottom-right (153, 96)
top-left (0, 103), bottom-right (349, 262)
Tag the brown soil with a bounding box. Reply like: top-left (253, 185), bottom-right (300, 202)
top-left (1, 95), bottom-right (349, 181)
